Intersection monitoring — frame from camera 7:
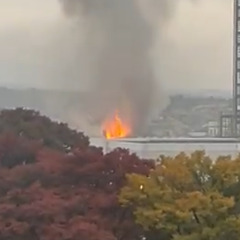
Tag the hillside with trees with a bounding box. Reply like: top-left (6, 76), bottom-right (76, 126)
top-left (0, 87), bottom-right (232, 137)
top-left (149, 95), bottom-right (232, 137)
top-left (0, 108), bottom-right (240, 240)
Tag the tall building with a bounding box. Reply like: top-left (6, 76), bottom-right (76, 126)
top-left (233, 0), bottom-right (240, 136)
top-left (220, 0), bottom-right (240, 137)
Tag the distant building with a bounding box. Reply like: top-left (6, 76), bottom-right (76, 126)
top-left (202, 121), bottom-right (219, 137)
top-left (90, 137), bottom-right (240, 160)
top-left (188, 132), bottom-right (207, 138)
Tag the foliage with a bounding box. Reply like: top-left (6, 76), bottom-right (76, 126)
top-left (0, 108), bottom-right (89, 151)
top-left (0, 108), bottom-right (154, 240)
top-left (119, 151), bottom-right (240, 240)
top-left (0, 132), bottom-right (42, 168)
top-left (3, 108), bottom-right (240, 240)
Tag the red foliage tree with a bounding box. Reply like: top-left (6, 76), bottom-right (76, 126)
top-left (0, 132), bottom-right (42, 168)
top-left (0, 109), bottom-right (154, 240)
top-left (0, 108), bottom-right (89, 151)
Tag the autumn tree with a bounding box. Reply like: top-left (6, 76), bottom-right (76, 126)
top-left (0, 108), bottom-right (89, 151)
top-left (119, 151), bottom-right (240, 240)
top-left (0, 132), bottom-right (42, 168)
top-left (0, 140), bottom-right (154, 240)
top-left (0, 108), bottom-right (157, 239)
top-left (35, 147), bottom-right (154, 240)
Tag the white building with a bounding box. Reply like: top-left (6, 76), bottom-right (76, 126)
top-left (202, 121), bottom-right (219, 137)
top-left (90, 137), bottom-right (240, 160)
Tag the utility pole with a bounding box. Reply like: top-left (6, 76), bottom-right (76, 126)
top-left (104, 138), bottom-right (109, 154)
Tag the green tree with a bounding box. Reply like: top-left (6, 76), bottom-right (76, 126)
top-left (119, 151), bottom-right (240, 240)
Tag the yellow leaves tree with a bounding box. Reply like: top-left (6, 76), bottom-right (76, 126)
top-left (119, 151), bottom-right (240, 240)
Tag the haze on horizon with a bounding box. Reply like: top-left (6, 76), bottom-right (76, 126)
top-left (0, 0), bottom-right (232, 92)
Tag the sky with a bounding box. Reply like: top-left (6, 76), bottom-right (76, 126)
top-left (0, 0), bottom-right (233, 92)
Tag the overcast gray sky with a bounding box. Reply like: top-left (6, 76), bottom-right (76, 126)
top-left (0, 0), bottom-right (232, 92)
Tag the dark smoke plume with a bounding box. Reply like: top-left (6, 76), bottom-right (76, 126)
top-left (59, 0), bottom-right (177, 136)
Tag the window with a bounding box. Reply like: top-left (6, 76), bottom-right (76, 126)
top-left (238, 34), bottom-right (240, 43)
top-left (237, 46), bottom-right (240, 58)
top-left (237, 97), bottom-right (240, 110)
top-left (237, 72), bottom-right (240, 84)
top-left (237, 85), bottom-right (240, 95)
top-left (237, 61), bottom-right (240, 69)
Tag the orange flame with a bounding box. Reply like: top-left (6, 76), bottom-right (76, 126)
top-left (102, 111), bottom-right (131, 139)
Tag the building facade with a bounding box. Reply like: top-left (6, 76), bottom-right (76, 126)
top-left (220, 0), bottom-right (240, 137)
top-left (233, 0), bottom-right (240, 135)
top-left (90, 137), bottom-right (240, 160)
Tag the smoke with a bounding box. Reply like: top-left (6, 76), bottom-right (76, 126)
top-left (58, 0), bottom-right (178, 136)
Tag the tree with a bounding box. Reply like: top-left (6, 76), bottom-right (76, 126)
top-left (0, 108), bottom-right (89, 151)
top-left (36, 147), bottom-right (154, 240)
top-left (0, 109), bottom-right (156, 239)
top-left (119, 151), bottom-right (240, 240)
top-left (0, 132), bottom-right (42, 168)
top-left (0, 142), bottom-right (154, 240)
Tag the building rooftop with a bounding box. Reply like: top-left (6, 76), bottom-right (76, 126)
top-left (92, 137), bottom-right (240, 144)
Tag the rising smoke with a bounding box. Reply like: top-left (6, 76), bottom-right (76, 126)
top-left (59, 0), bottom-right (179, 136)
